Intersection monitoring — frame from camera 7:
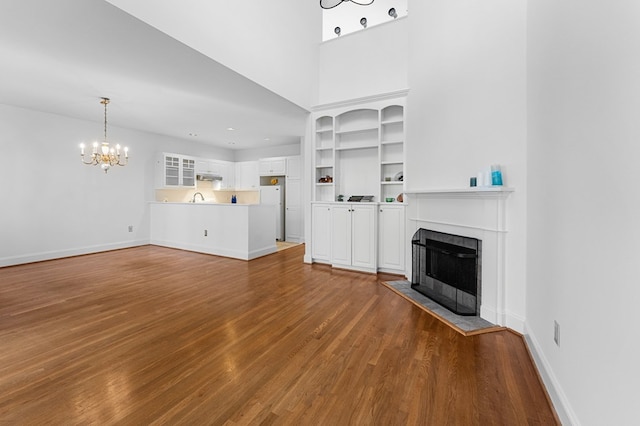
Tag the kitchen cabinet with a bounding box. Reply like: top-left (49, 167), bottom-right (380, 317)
top-left (378, 204), bottom-right (405, 273)
top-left (235, 161), bottom-right (260, 189)
top-left (196, 159), bottom-right (234, 189)
top-left (156, 153), bottom-right (196, 188)
top-left (259, 157), bottom-right (286, 176)
top-left (311, 203), bottom-right (332, 262)
top-left (331, 203), bottom-right (377, 272)
top-left (285, 177), bottom-right (303, 243)
top-left (286, 156), bottom-right (301, 179)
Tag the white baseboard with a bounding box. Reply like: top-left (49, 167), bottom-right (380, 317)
top-left (524, 324), bottom-right (579, 425)
top-left (0, 240), bottom-right (149, 268)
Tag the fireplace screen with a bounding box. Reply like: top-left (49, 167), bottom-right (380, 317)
top-left (411, 229), bottom-right (481, 316)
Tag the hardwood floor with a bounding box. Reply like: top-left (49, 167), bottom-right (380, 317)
top-left (0, 245), bottom-right (558, 425)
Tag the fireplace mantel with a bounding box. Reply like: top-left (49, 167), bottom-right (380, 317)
top-left (405, 188), bottom-right (514, 327)
top-left (405, 187), bottom-right (514, 197)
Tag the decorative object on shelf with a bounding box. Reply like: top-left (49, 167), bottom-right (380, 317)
top-left (385, 197), bottom-right (394, 202)
top-left (394, 171), bottom-right (403, 181)
top-left (491, 165), bottom-right (503, 186)
top-left (80, 97), bottom-right (128, 173)
top-left (388, 7), bottom-right (397, 18)
top-left (397, 193), bottom-right (403, 202)
top-left (231, 194), bottom-right (237, 204)
top-left (470, 177), bottom-right (477, 187)
top-left (384, 177), bottom-right (391, 181)
top-left (270, 178), bottom-right (279, 185)
top-left (337, 194), bottom-right (344, 202)
top-left (318, 175), bottom-right (333, 183)
top-left (320, 0), bottom-right (374, 9)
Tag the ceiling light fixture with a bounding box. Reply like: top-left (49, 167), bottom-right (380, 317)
top-left (80, 98), bottom-right (128, 173)
top-left (388, 7), bottom-right (397, 18)
top-left (360, 17), bottom-right (368, 28)
top-left (320, 0), bottom-right (374, 10)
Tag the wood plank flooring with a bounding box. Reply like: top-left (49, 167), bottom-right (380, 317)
top-left (0, 245), bottom-right (558, 425)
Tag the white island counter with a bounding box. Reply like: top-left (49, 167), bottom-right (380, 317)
top-left (150, 202), bottom-right (276, 260)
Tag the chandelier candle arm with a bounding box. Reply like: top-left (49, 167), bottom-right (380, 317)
top-left (79, 97), bottom-right (129, 173)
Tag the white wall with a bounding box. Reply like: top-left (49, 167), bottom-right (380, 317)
top-left (406, 1), bottom-right (527, 331)
top-left (105, 0), bottom-right (321, 110)
top-left (527, 1), bottom-right (640, 424)
top-left (317, 17), bottom-right (409, 105)
top-left (0, 104), bottom-right (233, 267)
top-left (233, 143), bottom-right (301, 162)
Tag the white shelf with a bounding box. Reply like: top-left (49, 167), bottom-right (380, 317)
top-left (316, 164), bottom-right (334, 169)
top-left (335, 126), bottom-right (378, 136)
top-left (381, 161), bottom-right (403, 165)
top-left (335, 144), bottom-right (378, 151)
top-left (381, 181), bottom-right (403, 185)
top-left (381, 119), bottom-right (403, 125)
top-left (405, 187), bottom-right (514, 194)
top-left (316, 182), bottom-right (334, 186)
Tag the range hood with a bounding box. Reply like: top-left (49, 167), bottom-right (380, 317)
top-left (196, 173), bottom-right (223, 181)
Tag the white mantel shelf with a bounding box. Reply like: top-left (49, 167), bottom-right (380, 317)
top-left (405, 187), bottom-right (514, 195)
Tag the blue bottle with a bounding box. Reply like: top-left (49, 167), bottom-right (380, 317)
top-left (231, 194), bottom-right (237, 204)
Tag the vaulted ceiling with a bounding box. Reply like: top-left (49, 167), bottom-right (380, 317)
top-left (0, 0), bottom-right (320, 149)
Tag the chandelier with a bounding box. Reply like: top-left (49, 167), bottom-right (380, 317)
top-left (320, 0), bottom-right (374, 9)
top-left (80, 97), bottom-right (128, 173)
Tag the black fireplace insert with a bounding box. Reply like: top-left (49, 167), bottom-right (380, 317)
top-left (411, 229), bottom-right (481, 316)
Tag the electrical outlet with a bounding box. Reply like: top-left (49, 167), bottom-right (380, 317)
top-left (128, 225), bottom-right (133, 232)
top-left (204, 230), bottom-right (208, 237)
top-left (554, 320), bottom-right (560, 346)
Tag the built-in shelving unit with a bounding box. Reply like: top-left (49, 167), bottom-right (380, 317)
top-left (310, 95), bottom-right (407, 274)
top-left (312, 100), bottom-right (405, 203)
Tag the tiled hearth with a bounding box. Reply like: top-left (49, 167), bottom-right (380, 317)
top-left (405, 188), bottom-right (513, 326)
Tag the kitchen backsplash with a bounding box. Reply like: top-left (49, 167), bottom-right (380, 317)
top-left (155, 188), bottom-right (260, 204)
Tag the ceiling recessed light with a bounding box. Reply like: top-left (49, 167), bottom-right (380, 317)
top-left (264, 138), bottom-right (270, 141)
top-left (227, 127), bottom-right (235, 131)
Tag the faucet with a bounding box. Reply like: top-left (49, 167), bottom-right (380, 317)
top-left (191, 192), bottom-right (205, 203)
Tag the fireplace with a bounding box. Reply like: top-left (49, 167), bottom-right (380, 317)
top-left (411, 229), bottom-right (481, 316)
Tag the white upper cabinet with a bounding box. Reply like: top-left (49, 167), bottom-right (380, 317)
top-left (156, 153), bottom-right (196, 189)
top-left (286, 156), bottom-right (301, 179)
top-left (235, 161), bottom-right (260, 190)
top-left (259, 157), bottom-right (286, 176)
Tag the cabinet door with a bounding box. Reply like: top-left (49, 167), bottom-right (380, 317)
top-left (164, 155), bottom-right (180, 186)
top-left (286, 156), bottom-right (301, 179)
top-left (351, 204), bottom-right (376, 269)
top-left (235, 161), bottom-right (259, 189)
top-left (271, 158), bottom-right (286, 175)
top-left (330, 204), bottom-right (352, 267)
top-left (378, 205), bottom-right (405, 271)
top-left (312, 204), bottom-right (332, 261)
top-left (259, 158), bottom-right (286, 176)
top-left (181, 157), bottom-right (196, 187)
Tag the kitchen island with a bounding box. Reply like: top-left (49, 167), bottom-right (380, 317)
top-left (150, 202), bottom-right (276, 260)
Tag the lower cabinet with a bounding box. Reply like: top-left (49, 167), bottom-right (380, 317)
top-left (311, 202), bottom-right (405, 275)
top-left (311, 203), bottom-right (332, 262)
top-left (331, 203), bottom-right (377, 273)
top-left (378, 204), bottom-right (405, 273)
